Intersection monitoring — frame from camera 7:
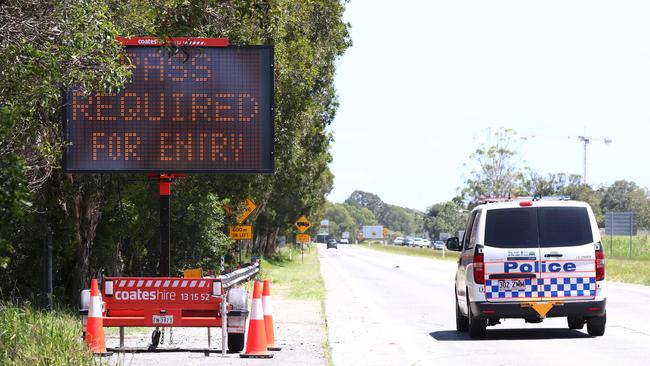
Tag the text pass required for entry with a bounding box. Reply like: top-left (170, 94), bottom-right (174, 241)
top-left (65, 45), bottom-right (273, 173)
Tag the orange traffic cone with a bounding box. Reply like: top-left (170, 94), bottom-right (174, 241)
top-left (240, 281), bottom-right (273, 358)
top-left (86, 279), bottom-right (109, 355)
top-left (262, 280), bottom-right (281, 351)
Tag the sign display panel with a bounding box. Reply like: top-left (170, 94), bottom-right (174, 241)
top-left (362, 225), bottom-right (384, 239)
top-left (64, 39), bottom-right (274, 173)
top-left (605, 212), bottom-right (638, 236)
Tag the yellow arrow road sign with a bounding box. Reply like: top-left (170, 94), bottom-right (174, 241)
top-left (294, 216), bottom-right (311, 233)
top-left (237, 198), bottom-right (257, 224)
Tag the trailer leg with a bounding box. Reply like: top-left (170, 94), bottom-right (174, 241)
top-left (222, 297), bottom-right (228, 356)
top-left (119, 327), bottom-right (124, 350)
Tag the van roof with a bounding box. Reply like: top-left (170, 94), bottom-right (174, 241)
top-left (475, 200), bottom-right (590, 212)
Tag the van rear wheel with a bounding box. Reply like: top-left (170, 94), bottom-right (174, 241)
top-left (467, 294), bottom-right (486, 338)
top-left (455, 293), bottom-right (469, 332)
top-left (587, 313), bottom-right (606, 337)
top-left (567, 317), bottom-right (584, 330)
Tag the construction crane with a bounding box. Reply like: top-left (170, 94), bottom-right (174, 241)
top-left (522, 133), bottom-right (613, 185)
top-left (577, 135), bottom-right (612, 185)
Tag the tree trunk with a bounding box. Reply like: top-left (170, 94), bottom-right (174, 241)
top-left (70, 176), bottom-right (102, 298)
top-left (110, 239), bottom-right (124, 276)
top-left (264, 228), bottom-right (279, 256)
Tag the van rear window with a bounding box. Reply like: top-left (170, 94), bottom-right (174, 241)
top-left (485, 206), bottom-right (593, 248)
top-left (538, 207), bottom-right (593, 247)
top-left (485, 208), bottom-right (538, 248)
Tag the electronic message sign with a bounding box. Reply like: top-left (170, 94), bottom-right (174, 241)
top-left (64, 37), bottom-right (274, 173)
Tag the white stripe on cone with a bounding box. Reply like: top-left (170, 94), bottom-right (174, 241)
top-left (89, 295), bottom-right (102, 317)
top-left (262, 296), bottom-right (273, 316)
top-left (250, 298), bottom-right (264, 320)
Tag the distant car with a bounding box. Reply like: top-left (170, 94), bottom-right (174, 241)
top-left (433, 240), bottom-right (445, 250)
top-left (326, 238), bottom-right (337, 249)
top-left (340, 238), bottom-right (349, 244)
top-left (394, 237), bottom-right (404, 245)
top-left (404, 237), bottom-right (415, 246)
top-left (421, 239), bottom-right (431, 248)
top-left (413, 237), bottom-right (424, 247)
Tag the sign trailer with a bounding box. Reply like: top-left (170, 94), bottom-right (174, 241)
top-left (68, 37), bottom-right (273, 354)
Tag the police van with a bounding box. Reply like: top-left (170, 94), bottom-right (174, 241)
top-left (446, 198), bottom-right (606, 338)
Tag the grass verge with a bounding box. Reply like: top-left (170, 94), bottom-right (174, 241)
top-left (361, 243), bottom-right (650, 286)
top-left (260, 245), bottom-right (332, 365)
top-left (260, 245), bottom-right (326, 300)
top-left (606, 258), bottom-right (650, 286)
top-left (0, 303), bottom-right (96, 366)
top-left (602, 235), bottom-right (650, 260)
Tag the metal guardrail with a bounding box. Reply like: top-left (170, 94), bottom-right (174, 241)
top-left (219, 262), bottom-right (260, 289)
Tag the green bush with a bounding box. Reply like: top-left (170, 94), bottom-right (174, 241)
top-left (0, 303), bottom-right (95, 366)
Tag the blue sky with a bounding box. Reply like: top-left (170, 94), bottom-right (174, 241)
top-left (327, 0), bottom-right (650, 212)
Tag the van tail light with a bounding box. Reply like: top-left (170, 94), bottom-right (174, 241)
top-left (595, 245), bottom-right (605, 281)
top-left (473, 252), bottom-right (485, 284)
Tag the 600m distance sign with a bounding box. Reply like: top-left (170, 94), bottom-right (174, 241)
top-left (64, 37), bottom-right (274, 173)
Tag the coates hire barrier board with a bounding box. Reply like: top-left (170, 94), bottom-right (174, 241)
top-left (102, 276), bottom-right (224, 327)
top-left (362, 225), bottom-right (384, 239)
top-left (64, 37), bottom-right (274, 173)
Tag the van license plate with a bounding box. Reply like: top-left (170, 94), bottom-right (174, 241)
top-left (152, 315), bottom-right (174, 325)
top-left (498, 279), bottom-right (526, 291)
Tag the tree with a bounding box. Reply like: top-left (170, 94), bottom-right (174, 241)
top-left (424, 202), bottom-right (467, 240)
top-left (460, 128), bottom-right (526, 207)
top-left (345, 191), bottom-right (385, 218)
top-left (0, 0), bottom-right (351, 304)
top-left (381, 205), bottom-right (422, 235)
top-left (321, 202), bottom-right (356, 238)
top-left (522, 172), bottom-right (604, 223)
top-left (345, 190), bottom-right (423, 235)
top-left (601, 180), bottom-right (650, 228)
top-left (343, 204), bottom-right (377, 228)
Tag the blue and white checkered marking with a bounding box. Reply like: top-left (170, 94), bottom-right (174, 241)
top-left (486, 277), bottom-right (596, 299)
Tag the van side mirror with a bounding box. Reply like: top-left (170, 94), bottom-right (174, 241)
top-left (446, 237), bottom-right (461, 251)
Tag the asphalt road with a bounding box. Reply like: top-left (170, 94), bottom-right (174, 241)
top-left (320, 244), bottom-right (650, 366)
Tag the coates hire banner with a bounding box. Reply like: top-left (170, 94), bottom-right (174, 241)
top-left (362, 225), bottom-right (384, 239)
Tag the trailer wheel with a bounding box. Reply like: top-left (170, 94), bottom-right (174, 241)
top-left (151, 329), bottom-right (161, 348)
top-left (228, 333), bottom-right (245, 352)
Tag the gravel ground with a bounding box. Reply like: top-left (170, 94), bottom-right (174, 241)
top-left (104, 297), bottom-right (327, 366)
